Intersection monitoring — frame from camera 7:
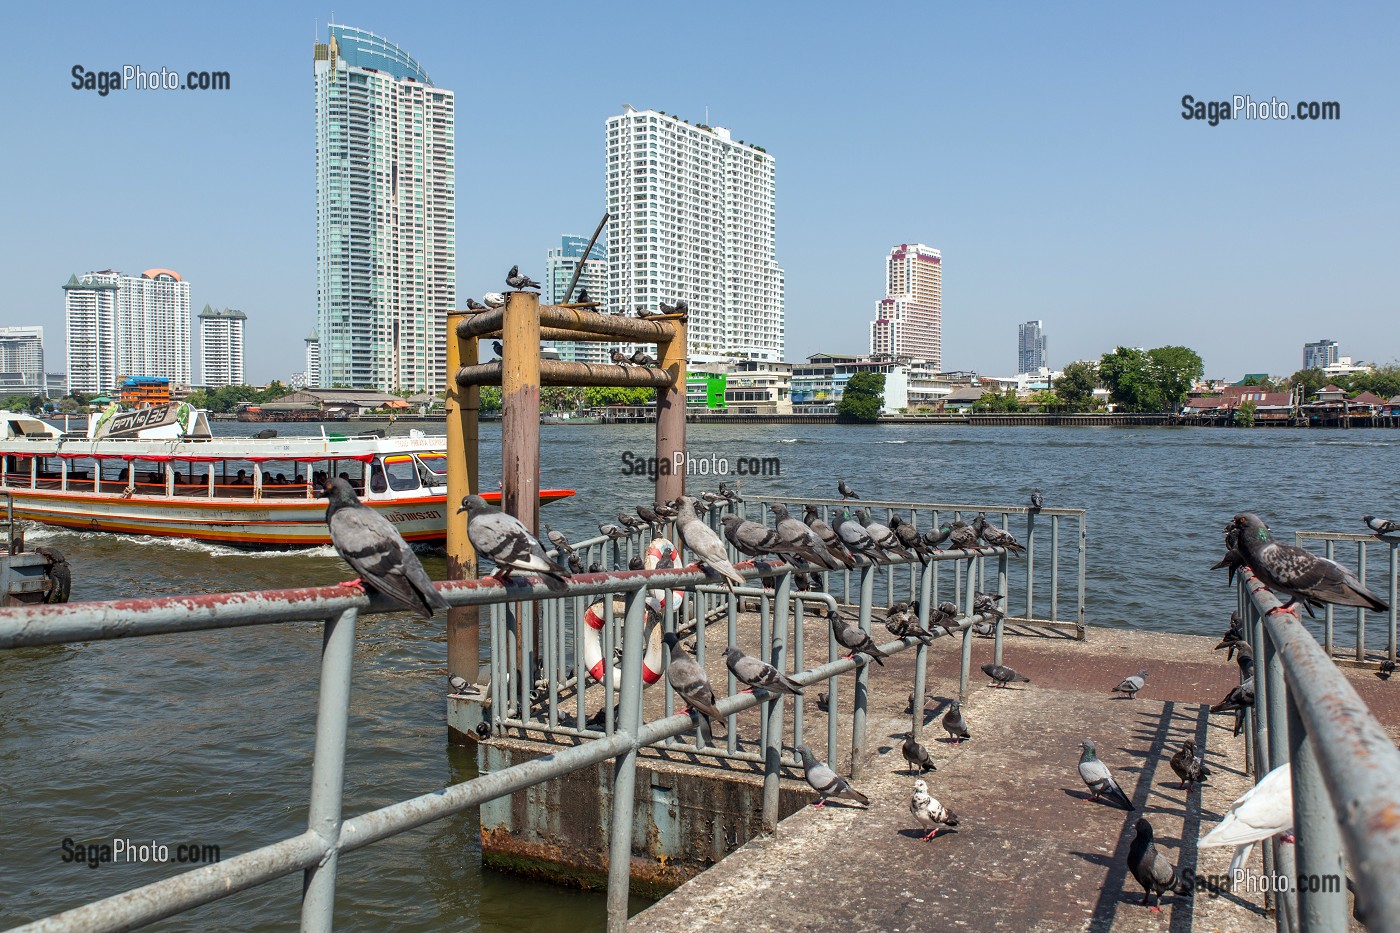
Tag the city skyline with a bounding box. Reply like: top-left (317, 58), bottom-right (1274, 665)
top-left (4, 4), bottom-right (1398, 384)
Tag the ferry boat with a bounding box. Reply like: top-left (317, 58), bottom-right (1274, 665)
top-left (0, 404), bottom-right (572, 549)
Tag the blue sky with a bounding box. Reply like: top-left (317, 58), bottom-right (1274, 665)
top-left (3, 1), bottom-right (1396, 384)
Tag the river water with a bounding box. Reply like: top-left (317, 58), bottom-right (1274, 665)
top-left (3, 422), bottom-right (1398, 930)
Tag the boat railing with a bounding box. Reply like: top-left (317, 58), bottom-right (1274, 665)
top-left (1292, 530), bottom-right (1398, 664)
top-left (1232, 568), bottom-right (1400, 931)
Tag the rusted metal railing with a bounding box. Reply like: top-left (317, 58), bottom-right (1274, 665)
top-left (1293, 530), bottom-right (1399, 664)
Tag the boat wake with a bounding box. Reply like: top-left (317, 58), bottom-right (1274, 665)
top-left (21, 524), bottom-right (341, 560)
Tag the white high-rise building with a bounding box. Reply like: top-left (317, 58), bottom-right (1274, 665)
top-left (605, 106), bottom-right (784, 361)
top-left (1018, 320), bottom-right (1047, 374)
top-left (305, 329), bottom-right (321, 388)
top-left (314, 25), bottom-right (456, 392)
top-left (64, 269), bottom-right (191, 394)
top-left (869, 244), bottom-right (942, 367)
top-left (0, 326), bottom-right (46, 397)
top-left (198, 305), bottom-right (247, 387)
top-left (543, 234), bottom-right (610, 365)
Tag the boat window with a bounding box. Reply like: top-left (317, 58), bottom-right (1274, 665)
top-left (331, 461), bottom-right (368, 497)
top-left (132, 459), bottom-right (165, 494)
top-left (3, 455), bottom-right (32, 488)
top-left (173, 461), bottom-right (210, 497)
top-left (382, 455), bottom-right (420, 492)
top-left (260, 461), bottom-right (308, 498)
top-left (416, 452), bottom-right (447, 484)
top-left (36, 457), bottom-right (63, 489)
top-left (68, 457), bottom-right (96, 490)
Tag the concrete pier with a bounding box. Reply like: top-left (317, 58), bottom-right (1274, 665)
top-left (629, 628), bottom-right (1396, 931)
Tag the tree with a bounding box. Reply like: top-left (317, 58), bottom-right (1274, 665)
top-left (1026, 390), bottom-right (1059, 410)
top-left (972, 386), bottom-right (1022, 412)
top-left (1286, 367), bottom-right (1328, 402)
top-left (479, 386), bottom-right (502, 413)
top-left (1098, 347), bottom-right (1160, 412)
top-left (1146, 346), bottom-right (1205, 411)
top-left (837, 371), bottom-right (885, 422)
top-left (1235, 400), bottom-right (1257, 427)
top-left (1055, 361), bottom-right (1099, 412)
top-left (1346, 364), bottom-right (1400, 400)
top-left (584, 386), bottom-right (653, 407)
top-left (541, 386), bottom-right (583, 412)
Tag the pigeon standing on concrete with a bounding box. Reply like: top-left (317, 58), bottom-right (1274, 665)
top-left (768, 503), bottom-right (845, 568)
top-left (1128, 818), bottom-right (1191, 911)
top-left (901, 732), bottom-right (937, 773)
top-left (724, 646), bottom-right (803, 696)
top-left (837, 479), bottom-right (861, 500)
top-left (1113, 669), bottom-right (1148, 700)
top-left (323, 478), bottom-right (450, 617)
top-left (796, 745), bottom-right (868, 808)
top-left (910, 778), bottom-right (958, 840)
top-left (1077, 740), bottom-right (1135, 810)
top-left (459, 495), bottom-right (571, 590)
top-left (942, 699), bottom-right (971, 743)
top-left (855, 508), bottom-right (914, 560)
top-left (1380, 659), bottom-right (1396, 681)
top-left (1231, 512), bottom-right (1389, 615)
top-left (1363, 515), bottom-right (1400, 539)
top-left (828, 608), bottom-right (888, 665)
top-left (674, 496), bottom-right (746, 587)
top-left (1170, 740), bottom-right (1212, 790)
top-left (1201, 762), bottom-right (1293, 876)
top-left (981, 662), bottom-right (1030, 687)
top-left (802, 505), bottom-right (857, 566)
top-left (505, 265), bottom-right (540, 290)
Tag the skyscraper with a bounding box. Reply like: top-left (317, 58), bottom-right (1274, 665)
top-left (314, 25), bottom-right (456, 392)
top-left (305, 329), bottom-right (321, 388)
top-left (63, 269), bottom-right (191, 394)
top-left (543, 234), bottom-right (610, 364)
top-left (868, 244), bottom-right (942, 367)
top-left (1018, 320), bottom-right (1047, 374)
top-left (1303, 339), bottom-right (1339, 371)
top-left (0, 326), bottom-right (45, 397)
top-left (604, 106), bottom-right (785, 361)
top-left (198, 305), bottom-right (247, 387)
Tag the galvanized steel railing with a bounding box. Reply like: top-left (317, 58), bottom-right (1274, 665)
top-left (1293, 531), bottom-right (1399, 664)
top-left (1234, 568), bottom-right (1400, 933)
top-left (0, 513), bottom-right (1029, 933)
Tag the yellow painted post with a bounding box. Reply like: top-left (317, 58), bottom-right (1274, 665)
top-left (445, 310), bottom-right (480, 686)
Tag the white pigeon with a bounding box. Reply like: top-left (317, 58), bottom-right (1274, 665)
top-left (482, 292), bottom-right (506, 309)
top-left (909, 778), bottom-right (959, 840)
top-left (1200, 762), bottom-right (1293, 876)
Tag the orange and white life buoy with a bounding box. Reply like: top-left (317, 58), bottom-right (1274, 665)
top-left (581, 538), bottom-right (684, 688)
top-left (642, 537), bottom-right (686, 616)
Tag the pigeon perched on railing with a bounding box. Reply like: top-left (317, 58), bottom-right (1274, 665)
top-left (1128, 818), bottom-right (1190, 911)
top-left (1077, 739), bottom-right (1134, 810)
top-left (833, 508), bottom-right (888, 564)
top-left (630, 349), bottom-right (657, 367)
top-left (1230, 512), bottom-right (1389, 615)
top-left (465, 297), bottom-right (486, 311)
top-left (837, 479), bottom-right (860, 500)
top-left (923, 524), bottom-right (953, 549)
top-left (636, 504), bottom-right (663, 525)
top-left (901, 732), bottom-right (937, 774)
top-left (635, 306), bottom-right (657, 318)
top-left (719, 482), bottom-right (743, 503)
top-left (768, 503), bottom-right (845, 569)
top-left (1214, 610), bottom-right (1245, 658)
top-left (1029, 489), bottom-right (1044, 513)
top-left (460, 495), bottom-right (570, 591)
top-left (855, 508), bottom-right (914, 560)
top-left (617, 511), bottom-right (644, 531)
top-left (587, 561), bottom-right (603, 574)
top-left (972, 512), bottom-right (1026, 554)
top-left (797, 745), bottom-right (868, 808)
top-left (505, 265), bottom-right (540, 290)
top-left (566, 552), bottom-right (584, 575)
top-left (663, 632), bottom-right (723, 744)
top-left (610, 349), bottom-right (628, 365)
top-left (1210, 521), bottom-right (1244, 586)
top-left (802, 505), bottom-right (856, 566)
top-left (675, 496), bottom-right (745, 587)
top-left (947, 520), bottom-right (982, 551)
top-left (973, 591), bottom-right (1005, 621)
top-left (1169, 740), bottom-right (1211, 790)
top-left (942, 699), bottom-right (971, 744)
top-left (888, 514), bottom-right (930, 560)
top-left (724, 646), bottom-right (803, 696)
top-left (722, 515), bottom-right (802, 564)
top-left (543, 524), bottom-right (573, 556)
top-left (1113, 669), bottom-right (1148, 700)
top-left (1211, 653), bottom-right (1255, 735)
top-left (322, 478), bottom-right (450, 618)
top-left (598, 522), bottom-right (628, 540)
top-left (658, 299), bottom-right (688, 315)
top-left (981, 662), bottom-right (1029, 687)
top-left (828, 608), bottom-right (888, 665)
top-left (483, 292), bottom-right (506, 308)
top-left (1363, 515), bottom-right (1400, 539)
top-left (909, 778), bottom-right (958, 840)
top-left (574, 288), bottom-right (594, 305)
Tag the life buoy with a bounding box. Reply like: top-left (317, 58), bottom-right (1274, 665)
top-left (580, 538), bottom-right (683, 688)
top-left (642, 537), bottom-right (686, 616)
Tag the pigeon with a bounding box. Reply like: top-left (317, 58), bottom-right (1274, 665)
top-left (972, 513), bottom-right (1025, 555)
top-left (1211, 521), bottom-right (1245, 586)
top-left (575, 288), bottom-right (594, 305)
top-left (910, 778), bottom-right (958, 840)
top-left (1201, 763), bottom-right (1293, 877)
top-left (1128, 818), bottom-right (1190, 911)
top-left (662, 632), bottom-right (723, 742)
top-left (837, 479), bottom-right (861, 500)
top-left (719, 482), bottom-right (743, 503)
top-left (1211, 672), bottom-right (1255, 736)
top-left (901, 732), bottom-right (936, 773)
top-left (448, 673), bottom-right (469, 694)
top-left (973, 592), bottom-right (1005, 621)
top-left (1231, 513), bottom-right (1388, 616)
top-left (491, 341), bottom-right (503, 358)
top-left (610, 349), bottom-right (628, 365)
top-left (482, 291), bottom-right (506, 308)
top-left (888, 514), bottom-right (931, 560)
top-left (828, 608), bottom-right (888, 665)
top-left (674, 496), bottom-right (745, 587)
top-left (1169, 740), bottom-right (1211, 790)
top-left (617, 511), bottom-right (644, 531)
top-left (833, 508), bottom-right (888, 563)
top-left (923, 524), bottom-right (953, 549)
top-left (1215, 610), bottom-right (1245, 659)
top-left (981, 662), bottom-right (1029, 687)
top-left (1029, 489), bottom-right (1044, 513)
top-left (970, 621), bottom-right (997, 638)
top-left (1113, 669), bottom-right (1148, 700)
top-left (465, 297), bottom-right (486, 311)
top-left (459, 495), bottom-right (570, 590)
top-left (566, 552), bottom-right (584, 575)
top-left (322, 478), bottom-right (450, 617)
top-left (635, 306), bottom-right (657, 318)
top-left (884, 602), bottom-right (932, 643)
top-left (796, 745), bottom-right (868, 808)
top-left (928, 601), bottom-right (963, 635)
top-left (637, 504), bottom-right (663, 525)
top-left (947, 520), bottom-right (982, 551)
top-left (1077, 740), bottom-right (1134, 810)
top-left (1380, 659), bottom-right (1397, 681)
top-left (802, 505), bottom-right (857, 566)
top-left (768, 503), bottom-right (846, 568)
top-left (724, 646), bottom-right (803, 696)
top-left (631, 349), bottom-right (657, 367)
top-left (658, 299), bottom-right (689, 315)
top-left (1363, 515), bottom-right (1400, 539)
top-left (544, 523), bottom-right (573, 556)
top-left (942, 700), bottom-right (971, 743)
top-left (598, 522), bottom-right (628, 540)
top-left (654, 501), bottom-right (678, 519)
top-left (721, 515), bottom-right (807, 564)
top-left (588, 561), bottom-right (603, 574)
top-left (628, 555), bottom-right (644, 571)
top-left (505, 264), bottom-right (540, 290)
top-left (855, 508), bottom-right (914, 560)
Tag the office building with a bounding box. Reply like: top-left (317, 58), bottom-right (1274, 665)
top-left (1303, 339), bottom-right (1339, 371)
top-left (1018, 320), bottom-right (1047, 374)
top-left (0, 326), bottom-right (46, 397)
top-left (869, 244), bottom-right (942, 367)
top-left (305, 329), bottom-right (321, 388)
top-left (543, 234), bottom-right (610, 365)
top-left (604, 106), bottom-right (785, 361)
top-left (198, 306), bottom-right (246, 387)
top-left (314, 25), bottom-right (456, 392)
top-left (64, 269), bottom-right (191, 394)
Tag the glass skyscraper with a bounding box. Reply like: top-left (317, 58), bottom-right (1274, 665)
top-left (543, 234), bottom-right (610, 364)
top-left (314, 25), bottom-right (455, 392)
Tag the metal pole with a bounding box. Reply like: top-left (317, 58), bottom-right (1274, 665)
top-left (959, 560), bottom-right (976, 702)
top-left (910, 559), bottom-right (934, 742)
top-left (994, 552), bottom-right (1008, 667)
top-left (445, 310), bottom-right (481, 693)
top-left (1025, 510), bottom-right (1035, 620)
top-left (1390, 540), bottom-right (1398, 663)
top-left (850, 563), bottom-right (873, 779)
top-left (654, 317), bottom-right (687, 507)
top-left (561, 212), bottom-right (609, 304)
top-left (1324, 539), bottom-right (1335, 659)
top-left (605, 589), bottom-right (648, 932)
top-left (1357, 541), bottom-right (1367, 662)
top-left (762, 572), bottom-right (792, 832)
top-left (1076, 513), bottom-right (1087, 639)
top-left (1050, 514), bottom-right (1060, 622)
top-left (300, 608), bottom-right (358, 933)
top-left (1262, 626), bottom-right (1297, 930)
top-left (1287, 690), bottom-right (1348, 933)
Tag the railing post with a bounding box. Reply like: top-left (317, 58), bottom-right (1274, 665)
top-left (1389, 540), bottom-right (1398, 663)
top-left (1323, 539), bottom-right (1335, 659)
top-left (994, 551), bottom-right (1008, 667)
top-left (300, 607), bottom-right (358, 933)
top-left (959, 559), bottom-right (976, 702)
top-left (849, 563), bottom-right (874, 779)
top-left (1356, 541), bottom-right (1367, 662)
top-left (1287, 690), bottom-right (1348, 933)
top-left (1262, 627), bottom-right (1297, 931)
top-left (1025, 510), bottom-right (1035, 620)
top-left (606, 588), bottom-right (648, 932)
top-left (762, 572), bottom-right (792, 833)
top-left (1076, 512), bottom-right (1087, 639)
top-left (911, 559), bottom-right (934, 742)
top-left (654, 316), bottom-right (687, 506)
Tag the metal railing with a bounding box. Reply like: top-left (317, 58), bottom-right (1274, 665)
top-left (0, 518), bottom-right (1024, 933)
top-left (1294, 531), bottom-right (1399, 664)
top-left (1233, 569), bottom-right (1400, 933)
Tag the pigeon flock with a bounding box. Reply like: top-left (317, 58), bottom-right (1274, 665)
top-left (460, 264), bottom-right (692, 321)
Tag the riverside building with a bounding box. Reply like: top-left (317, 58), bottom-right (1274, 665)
top-left (63, 269), bottom-right (191, 394)
top-left (869, 244), bottom-right (942, 368)
top-left (198, 306), bottom-right (247, 387)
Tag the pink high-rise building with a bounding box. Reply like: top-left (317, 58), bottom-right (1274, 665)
top-left (869, 243), bottom-right (942, 368)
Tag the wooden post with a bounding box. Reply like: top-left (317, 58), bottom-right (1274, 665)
top-left (654, 316), bottom-right (687, 506)
top-left (501, 291), bottom-right (542, 533)
top-left (445, 310), bottom-right (480, 685)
